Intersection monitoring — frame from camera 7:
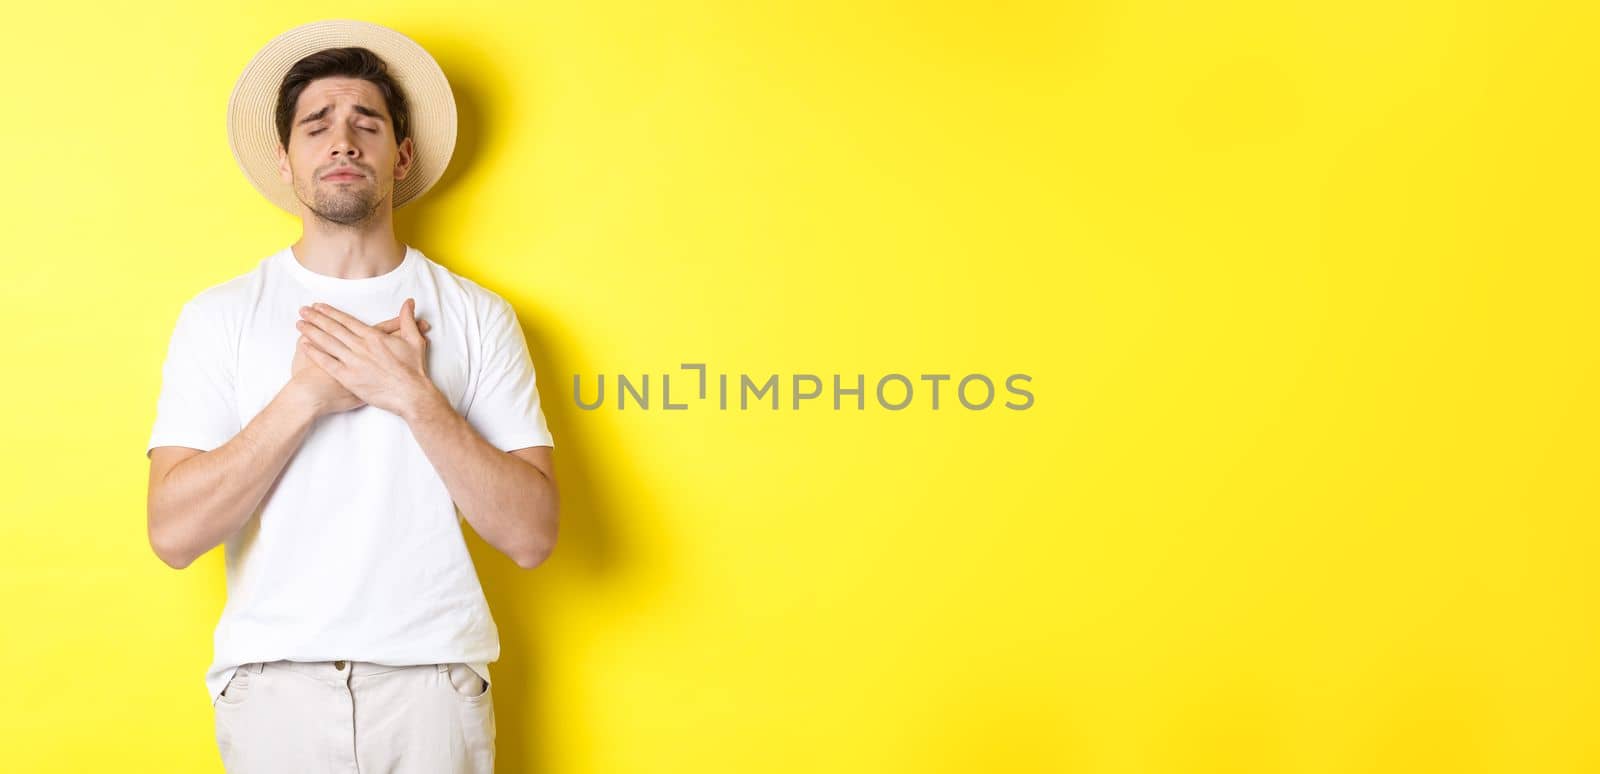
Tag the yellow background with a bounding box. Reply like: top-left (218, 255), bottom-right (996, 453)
top-left (2, 1), bottom-right (1595, 772)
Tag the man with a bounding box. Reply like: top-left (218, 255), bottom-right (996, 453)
top-left (145, 20), bottom-right (557, 773)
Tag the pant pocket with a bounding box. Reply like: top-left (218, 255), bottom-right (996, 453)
top-left (442, 667), bottom-right (496, 773)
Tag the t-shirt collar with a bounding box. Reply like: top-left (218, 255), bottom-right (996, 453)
top-left (278, 244), bottom-right (419, 294)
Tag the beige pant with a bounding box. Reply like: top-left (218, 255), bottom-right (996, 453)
top-left (213, 659), bottom-right (496, 773)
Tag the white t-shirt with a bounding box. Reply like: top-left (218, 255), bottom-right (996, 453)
top-left (145, 243), bottom-right (555, 707)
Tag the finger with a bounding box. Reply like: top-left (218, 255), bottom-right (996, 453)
top-left (295, 315), bottom-right (357, 363)
top-left (401, 298), bottom-right (423, 343)
top-left (373, 316), bottom-right (430, 334)
top-left (309, 302), bottom-right (373, 334)
top-left (302, 303), bottom-right (372, 350)
top-left (299, 337), bottom-right (345, 377)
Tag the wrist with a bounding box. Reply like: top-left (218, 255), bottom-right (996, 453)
top-left (401, 383), bottom-right (453, 425)
top-left (281, 380), bottom-right (325, 423)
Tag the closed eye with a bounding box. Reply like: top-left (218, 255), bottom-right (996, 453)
top-left (308, 128), bottom-right (379, 135)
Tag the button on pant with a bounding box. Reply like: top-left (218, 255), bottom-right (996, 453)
top-left (213, 660), bottom-right (495, 773)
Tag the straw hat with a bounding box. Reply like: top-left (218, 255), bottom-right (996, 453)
top-left (227, 19), bottom-right (458, 214)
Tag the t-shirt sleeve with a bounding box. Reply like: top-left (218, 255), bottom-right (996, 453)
top-left (146, 299), bottom-right (240, 457)
top-left (464, 298), bottom-right (555, 451)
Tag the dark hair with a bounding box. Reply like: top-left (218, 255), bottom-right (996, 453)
top-left (275, 47), bottom-right (410, 151)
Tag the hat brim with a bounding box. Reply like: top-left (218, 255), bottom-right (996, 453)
top-left (227, 19), bottom-right (458, 214)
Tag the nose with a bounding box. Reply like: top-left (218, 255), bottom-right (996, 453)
top-left (328, 126), bottom-right (361, 160)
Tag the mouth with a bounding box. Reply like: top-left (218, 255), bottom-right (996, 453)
top-left (324, 171), bottom-right (365, 181)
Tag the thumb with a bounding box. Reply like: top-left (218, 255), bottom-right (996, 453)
top-left (401, 298), bottom-right (425, 346)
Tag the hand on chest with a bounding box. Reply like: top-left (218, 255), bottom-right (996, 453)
top-left (236, 296), bottom-right (472, 424)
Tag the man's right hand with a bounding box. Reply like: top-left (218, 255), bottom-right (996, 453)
top-left (290, 311), bottom-right (432, 417)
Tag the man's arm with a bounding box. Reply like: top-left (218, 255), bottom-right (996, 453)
top-left (402, 389), bottom-right (560, 569)
top-left (146, 310), bottom-right (431, 570)
top-left (292, 299), bottom-right (559, 569)
top-left (146, 383), bottom-right (321, 570)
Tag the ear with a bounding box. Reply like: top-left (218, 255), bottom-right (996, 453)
top-left (393, 135), bottom-right (415, 182)
top-left (276, 143), bottom-right (292, 184)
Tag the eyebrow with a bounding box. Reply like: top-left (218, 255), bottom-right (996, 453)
top-left (296, 103), bottom-right (387, 126)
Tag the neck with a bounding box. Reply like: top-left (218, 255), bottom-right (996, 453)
top-left (291, 216), bottom-right (406, 279)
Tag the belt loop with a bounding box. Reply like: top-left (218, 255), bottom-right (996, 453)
top-left (436, 663), bottom-right (449, 674)
top-left (250, 662), bottom-right (265, 674)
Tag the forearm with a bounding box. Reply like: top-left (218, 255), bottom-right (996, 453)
top-left (149, 384), bottom-right (321, 568)
top-left (402, 388), bottom-right (558, 568)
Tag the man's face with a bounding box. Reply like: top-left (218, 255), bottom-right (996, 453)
top-left (276, 77), bottom-right (414, 225)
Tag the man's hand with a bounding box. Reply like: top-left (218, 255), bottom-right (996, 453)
top-left (292, 304), bottom-right (431, 417)
top-left (295, 298), bottom-right (436, 418)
